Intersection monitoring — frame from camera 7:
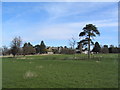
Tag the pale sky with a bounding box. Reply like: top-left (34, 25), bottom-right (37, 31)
top-left (2, 2), bottom-right (118, 47)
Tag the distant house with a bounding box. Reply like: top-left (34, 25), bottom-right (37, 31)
top-left (75, 49), bottom-right (81, 53)
top-left (47, 52), bottom-right (53, 54)
top-left (47, 47), bottom-right (53, 54)
top-left (82, 50), bottom-right (88, 54)
top-left (47, 47), bottom-right (59, 54)
top-left (47, 47), bottom-right (52, 51)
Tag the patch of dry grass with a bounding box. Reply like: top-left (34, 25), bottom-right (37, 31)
top-left (23, 70), bottom-right (37, 79)
top-left (36, 65), bottom-right (43, 69)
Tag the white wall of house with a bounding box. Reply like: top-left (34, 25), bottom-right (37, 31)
top-left (47, 52), bottom-right (53, 54)
top-left (82, 51), bottom-right (88, 54)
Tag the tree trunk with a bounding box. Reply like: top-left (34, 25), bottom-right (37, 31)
top-left (88, 34), bottom-right (90, 59)
top-left (23, 54), bottom-right (25, 56)
top-left (74, 49), bottom-right (76, 60)
top-left (13, 54), bottom-right (15, 57)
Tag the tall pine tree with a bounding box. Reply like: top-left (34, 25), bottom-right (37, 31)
top-left (40, 41), bottom-right (46, 54)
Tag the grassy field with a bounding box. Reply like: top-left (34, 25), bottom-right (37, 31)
top-left (2, 54), bottom-right (118, 88)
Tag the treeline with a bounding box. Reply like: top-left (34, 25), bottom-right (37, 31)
top-left (1, 37), bottom-right (47, 56)
top-left (1, 24), bottom-right (119, 58)
top-left (77, 41), bottom-right (120, 54)
top-left (92, 42), bottom-right (120, 54)
top-left (1, 36), bottom-right (75, 57)
top-left (1, 36), bottom-right (120, 57)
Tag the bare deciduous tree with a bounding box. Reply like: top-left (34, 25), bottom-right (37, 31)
top-left (69, 37), bottom-right (76, 49)
top-left (69, 37), bottom-right (76, 59)
top-left (10, 36), bottom-right (22, 57)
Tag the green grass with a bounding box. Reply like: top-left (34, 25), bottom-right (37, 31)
top-left (2, 54), bottom-right (118, 88)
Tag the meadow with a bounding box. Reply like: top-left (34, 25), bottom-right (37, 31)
top-left (2, 54), bottom-right (118, 88)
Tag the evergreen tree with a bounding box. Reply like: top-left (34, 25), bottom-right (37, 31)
top-left (109, 45), bottom-right (118, 53)
top-left (79, 24), bottom-right (100, 59)
top-left (92, 42), bottom-right (101, 53)
top-left (35, 45), bottom-right (40, 54)
top-left (101, 45), bottom-right (109, 53)
top-left (23, 42), bottom-right (36, 55)
top-left (23, 43), bottom-right (28, 56)
top-left (40, 41), bottom-right (46, 54)
top-left (77, 42), bottom-right (83, 53)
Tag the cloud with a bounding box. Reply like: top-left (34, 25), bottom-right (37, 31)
top-left (2, 2), bottom-right (118, 47)
top-left (3, 2), bottom-right (117, 24)
top-left (26, 2), bottom-right (117, 23)
top-left (36, 26), bottom-right (78, 40)
top-left (61, 19), bottom-right (118, 28)
top-left (25, 19), bottom-right (117, 41)
top-left (3, 18), bottom-right (117, 43)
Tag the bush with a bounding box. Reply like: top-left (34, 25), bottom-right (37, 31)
top-left (60, 48), bottom-right (75, 54)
